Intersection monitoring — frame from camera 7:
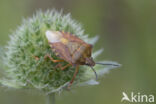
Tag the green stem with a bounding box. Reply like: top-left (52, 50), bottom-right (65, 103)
top-left (47, 93), bottom-right (55, 104)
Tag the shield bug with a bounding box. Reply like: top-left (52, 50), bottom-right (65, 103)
top-left (45, 30), bottom-right (119, 88)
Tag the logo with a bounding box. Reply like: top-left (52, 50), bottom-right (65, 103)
top-left (121, 92), bottom-right (154, 103)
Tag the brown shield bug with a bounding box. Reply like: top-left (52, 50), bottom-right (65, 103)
top-left (45, 30), bottom-right (119, 88)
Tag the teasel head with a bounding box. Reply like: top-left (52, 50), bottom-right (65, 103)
top-left (0, 10), bottom-right (121, 95)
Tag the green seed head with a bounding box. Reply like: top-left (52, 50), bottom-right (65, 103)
top-left (0, 10), bottom-right (120, 94)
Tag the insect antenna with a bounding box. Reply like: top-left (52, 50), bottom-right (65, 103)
top-left (90, 66), bottom-right (98, 80)
top-left (96, 62), bottom-right (120, 67)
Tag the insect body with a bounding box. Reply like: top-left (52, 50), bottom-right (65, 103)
top-left (45, 30), bottom-right (118, 88)
top-left (46, 31), bottom-right (95, 66)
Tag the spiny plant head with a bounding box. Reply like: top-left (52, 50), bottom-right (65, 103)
top-left (0, 10), bottom-right (120, 94)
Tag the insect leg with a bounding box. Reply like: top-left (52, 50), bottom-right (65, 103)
top-left (54, 63), bottom-right (71, 70)
top-left (68, 65), bottom-right (79, 88)
top-left (44, 54), bottom-right (64, 63)
top-left (61, 64), bottom-right (71, 70)
top-left (32, 55), bottom-right (40, 61)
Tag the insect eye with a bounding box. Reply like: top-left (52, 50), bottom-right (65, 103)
top-left (89, 44), bottom-right (93, 48)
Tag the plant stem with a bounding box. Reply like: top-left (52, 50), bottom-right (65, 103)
top-left (47, 93), bottom-right (55, 104)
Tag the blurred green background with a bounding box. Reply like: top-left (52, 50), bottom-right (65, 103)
top-left (0, 0), bottom-right (155, 104)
